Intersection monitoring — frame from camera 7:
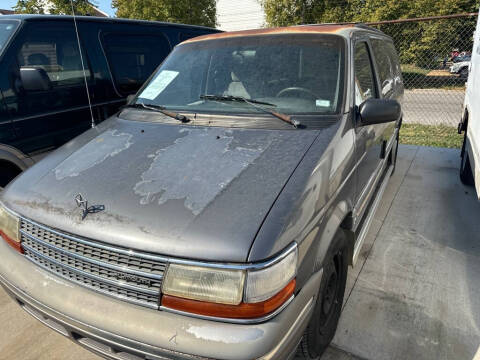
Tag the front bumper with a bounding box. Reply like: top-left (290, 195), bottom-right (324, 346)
top-left (0, 239), bottom-right (321, 360)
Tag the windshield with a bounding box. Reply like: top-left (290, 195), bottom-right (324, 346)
top-left (0, 20), bottom-right (18, 54)
top-left (135, 34), bottom-right (345, 116)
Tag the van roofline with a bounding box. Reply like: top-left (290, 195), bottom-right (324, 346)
top-left (0, 14), bottom-right (220, 31)
top-left (182, 24), bottom-right (357, 43)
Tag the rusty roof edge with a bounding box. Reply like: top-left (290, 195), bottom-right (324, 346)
top-left (182, 24), bottom-right (355, 44)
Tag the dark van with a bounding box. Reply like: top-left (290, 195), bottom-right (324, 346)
top-left (0, 15), bottom-right (219, 187)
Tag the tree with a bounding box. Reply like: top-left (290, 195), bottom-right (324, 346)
top-left (262, 0), bottom-right (479, 68)
top-left (13, 0), bottom-right (45, 14)
top-left (14, 0), bottom-right (98, 15)
top-left (112, 0), bottom-right (216, 27)
top-left (262, 0), bottom-right (478, 26)
top-left (261, 0), bottom-right (357, 26)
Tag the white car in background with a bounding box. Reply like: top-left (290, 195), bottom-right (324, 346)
top-left (458, 11), bottom-right (480, 196)
top-left (450, 60), bottom-right (471, 78)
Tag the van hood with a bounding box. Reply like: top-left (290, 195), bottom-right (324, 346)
top-left (2, 117), bottom-right (322, 262)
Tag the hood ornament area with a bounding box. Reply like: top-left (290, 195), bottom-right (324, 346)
top-left (75, 194), bottom-right (105, 220)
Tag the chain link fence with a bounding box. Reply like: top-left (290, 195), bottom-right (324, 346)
top-left (366, 13), bottom-right (478, 147)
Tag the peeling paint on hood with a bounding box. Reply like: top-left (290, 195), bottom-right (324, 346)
top-left (134, 128), bottom-right (272, 215)
top-left (54, 130), bottom-right (133, 180)
top-left (1, 118), bottom-right (324, 262)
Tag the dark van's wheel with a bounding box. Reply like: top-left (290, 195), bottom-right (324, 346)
top-left (298, 231), bottom-right (348, 359)
top-left (0, 162), bottom-right (22, 190)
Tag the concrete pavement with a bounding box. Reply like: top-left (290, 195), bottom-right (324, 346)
top-left (331, 145), bottom-right (480, 360)
top-left (1, 145), bottom-right (480, 360)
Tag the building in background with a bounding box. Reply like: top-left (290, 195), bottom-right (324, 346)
top-left (84, 4), bottom-right (109, 17)
top-left (217, 0), bottom-right (265, 31)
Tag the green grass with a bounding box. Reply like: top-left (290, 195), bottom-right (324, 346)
top-left (400, 124), bottom-right (462, 149)
top-left (401, 64), bottom-right (430, 76)
top-left (401, 64), bottom-right (466, 90)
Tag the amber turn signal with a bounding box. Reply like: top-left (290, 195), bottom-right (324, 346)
top-left (162, 278), bottom-right (295, 319)
top-left (0, 230), bottom-right (23, 254)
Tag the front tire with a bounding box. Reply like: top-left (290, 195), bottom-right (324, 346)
top-left (298, 231), bottom-right (348, 359)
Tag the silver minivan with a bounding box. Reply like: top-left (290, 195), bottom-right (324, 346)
top-left (0, 24), bottom-right (403, 359)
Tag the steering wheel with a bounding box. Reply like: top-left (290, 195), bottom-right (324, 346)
top-left (276, 87), bottom-right (318, 99)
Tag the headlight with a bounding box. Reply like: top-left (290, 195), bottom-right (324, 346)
top-left (0, 204), bottom-right (21, 253)
top-left (162, 264), bottom-right (245, 305)
top-left (161, 244), bottom-right (297, 320)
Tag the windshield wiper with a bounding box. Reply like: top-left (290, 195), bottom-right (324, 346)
top-left (200, 94), bottom-right (301, 128)
top-left (200, 94), bottom-right (276, 107)
top-left (126, 103), bottom-right (190, 123)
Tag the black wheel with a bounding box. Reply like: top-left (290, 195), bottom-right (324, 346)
top-left (460, 138), bottom-right (474, 186)
top-left (0, 163), bottom-right (21, 190)
top-left (298, 231), bottom-right (348, 359)
top-left (460, 67), bottom-right (469, 79)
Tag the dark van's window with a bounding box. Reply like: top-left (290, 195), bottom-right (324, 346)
top-left (371, 39), bottom-right (395, 97)
top-left (18, 37), bottom-right (91, 87)
top-left (4, 22), bottom-right (91, 118)
top-left (0, 20), bottom-right (19, 53)
top-left (102, 33), bottom-right (171, 95)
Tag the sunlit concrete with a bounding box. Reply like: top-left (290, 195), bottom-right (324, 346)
top-left (330, 145), bottom-right (480, 360)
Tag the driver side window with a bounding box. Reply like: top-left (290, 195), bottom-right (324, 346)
top-left (354, 42), bottom-right (377, 106)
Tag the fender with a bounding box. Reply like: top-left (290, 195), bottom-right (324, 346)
top-left (310, 200), bottom-right (354, 275)
top-left (0, 143), bottom-right (33, 171)
top-left (292, 198), bottom-right (354, 292)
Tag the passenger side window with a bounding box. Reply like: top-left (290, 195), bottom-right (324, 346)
top-left (385, 42), bottom-right (402, 81)
top-left (354, 42), bottom-right (378, 105)
top-left (371, 39), bottom-right (394, 97)
top-left (102, 34), bottom-right (171, 95)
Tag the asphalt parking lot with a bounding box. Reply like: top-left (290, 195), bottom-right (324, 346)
top-left (1, 145), bottom-right (480, 360)
top-left (403, 89), bottom-right (465, 127)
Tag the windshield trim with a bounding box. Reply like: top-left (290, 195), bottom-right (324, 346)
top-left (133, 33), bottom-right (348, 119)
top-left (119, 105), bottom-right (342, 131)
top-left (0, 19), bottom-right (21, 59)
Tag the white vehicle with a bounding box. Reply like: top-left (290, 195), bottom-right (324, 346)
top-left (450, 60), bottom-right (471, 78)
top-left (459, 11), bottom-right (480, 196)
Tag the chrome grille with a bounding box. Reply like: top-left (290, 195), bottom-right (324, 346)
top-left (20, 218), bottom-right (167, 309)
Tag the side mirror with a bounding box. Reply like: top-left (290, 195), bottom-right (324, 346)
top-left (359, 98), bottom-right (401, 126)
top-left (20, 67), bottom-right (52, 91)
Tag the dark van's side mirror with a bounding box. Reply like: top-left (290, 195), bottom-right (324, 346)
top-left (358, 98), bottom-right (401, 126)
top-left (20, 67), bottom-right (52, 91)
